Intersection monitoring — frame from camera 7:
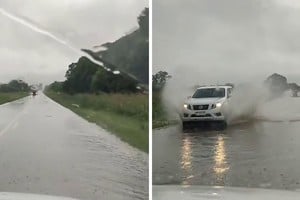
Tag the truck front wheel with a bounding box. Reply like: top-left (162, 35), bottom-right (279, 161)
top-left (216, 121), bottom-right (227, 130)
top-left (182, 121), bottom-right (189, 131)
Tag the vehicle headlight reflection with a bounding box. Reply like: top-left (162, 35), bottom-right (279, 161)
top-left (214, 135), bottom-right (230, 183)
top-left (181, 136), bottom-right (193, 186)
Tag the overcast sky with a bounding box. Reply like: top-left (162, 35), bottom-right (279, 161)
top-left (154, 0), bottom-right (300, 84)
top-left (0, 0), bottom-right (147, 84)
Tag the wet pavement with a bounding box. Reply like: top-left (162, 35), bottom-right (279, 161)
top-left (0, 94), bottom-right (148, 200)
top-left (153, 121), bottom-right (300, 190)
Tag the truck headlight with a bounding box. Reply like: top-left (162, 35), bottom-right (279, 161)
top-left (184, 104), bottom-right (191, 110)
top-left (216, 102), bottom-right (222, 107)
top-left (212, 102), bottom-right (222, 109)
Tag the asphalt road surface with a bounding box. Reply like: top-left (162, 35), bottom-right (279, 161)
top-left (153, 120), bottom-right (300, 190)
top-left (0, 93), bottom-right (148, 200)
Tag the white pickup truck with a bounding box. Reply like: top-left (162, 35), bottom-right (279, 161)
top-left (180, 85), bottom-right (233, 129)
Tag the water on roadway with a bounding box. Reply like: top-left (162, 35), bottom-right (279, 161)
top-left (0, 94), bottom-right (148, 200)
top-left (153, 119), bottom-right (300, 190)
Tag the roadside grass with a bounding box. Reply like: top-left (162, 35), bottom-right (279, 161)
top-left (153, 91), bottom-right (179, 129)
top-left (45, 91), bottom-right (148, 152)
top-left (0, 92), bottom-right (29, 105)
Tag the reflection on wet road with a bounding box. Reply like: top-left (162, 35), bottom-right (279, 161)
top-left (153, 121), bottom-right (300, 190)
top-left (0, 94), bottom-right (148, 200)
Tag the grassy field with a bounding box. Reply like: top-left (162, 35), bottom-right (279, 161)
top-left (0, 92), bottom-right (29, 105)
top-left (45, 91), bottom-right (148, 152)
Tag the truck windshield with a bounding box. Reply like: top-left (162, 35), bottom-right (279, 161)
top-left (192, 88), bottom-right (225, 98)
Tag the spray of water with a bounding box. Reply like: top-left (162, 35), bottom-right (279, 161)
top-left (162, 66), bottom-right (300, 125)
top-left (225, 84), bottom-right (300, 123)
top-left (224, 84), bottom-right (271, 124)
top-left (256, 91), bottom-right (300, 122)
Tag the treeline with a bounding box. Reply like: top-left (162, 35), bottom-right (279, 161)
top-left (0, 80), bottom-right (30, 92)
top-left (48, 56), bottom-right (138, 94)
top-left (152, 71), bottom-right (171, 92)
top-left (265, 73), bottom-right (300, 97)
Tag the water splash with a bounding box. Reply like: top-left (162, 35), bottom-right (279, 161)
top-left (162, 74), bottom-right (300, 125)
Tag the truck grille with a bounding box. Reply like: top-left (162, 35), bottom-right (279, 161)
top-left (191, 114), bottom-right (212, 118)
top-left (193, 105), bottom-right (209, 110)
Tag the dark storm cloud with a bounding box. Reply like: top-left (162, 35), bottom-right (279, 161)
top-left (0, 0), bottom-right (147, 84)
top-left (154, 0), bottom-right (300, 83)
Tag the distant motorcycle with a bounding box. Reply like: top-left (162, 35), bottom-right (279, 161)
top-left (32, 91), bottom-right (37, 96)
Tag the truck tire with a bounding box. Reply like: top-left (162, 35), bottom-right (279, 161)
top-left (182, 121), bottom-right (189, 131)
top-left (217, 121), bottom-right (227, 130)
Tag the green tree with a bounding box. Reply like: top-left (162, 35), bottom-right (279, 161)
top-left (0, 80), bottom-right (30, 92)
top-left (91, 68), bottom-right (138, 93)
top-left (91, 69), bottom-right (111, 93)
top-left (47, 81), bottom-right (63, 92)
top-left (152, 71), bottom-right (171, 91)
top-left (63, 57), bottom-right (98, 93)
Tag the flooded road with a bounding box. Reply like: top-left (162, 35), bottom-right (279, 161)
top-left (153, 121), bottom-right (300, 190)
top-left (0, 94), bottom-right (148, 200)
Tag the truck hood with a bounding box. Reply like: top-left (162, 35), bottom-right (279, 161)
top-left (186, 97), bottom-right (224, 105)
top-left (0, 192), bottom-right (79, 200)
top-left (153, 185), bottom-right (300, 200)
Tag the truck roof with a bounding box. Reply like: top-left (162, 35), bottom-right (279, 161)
top-left (196, 85), bottom-right (233, 89)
